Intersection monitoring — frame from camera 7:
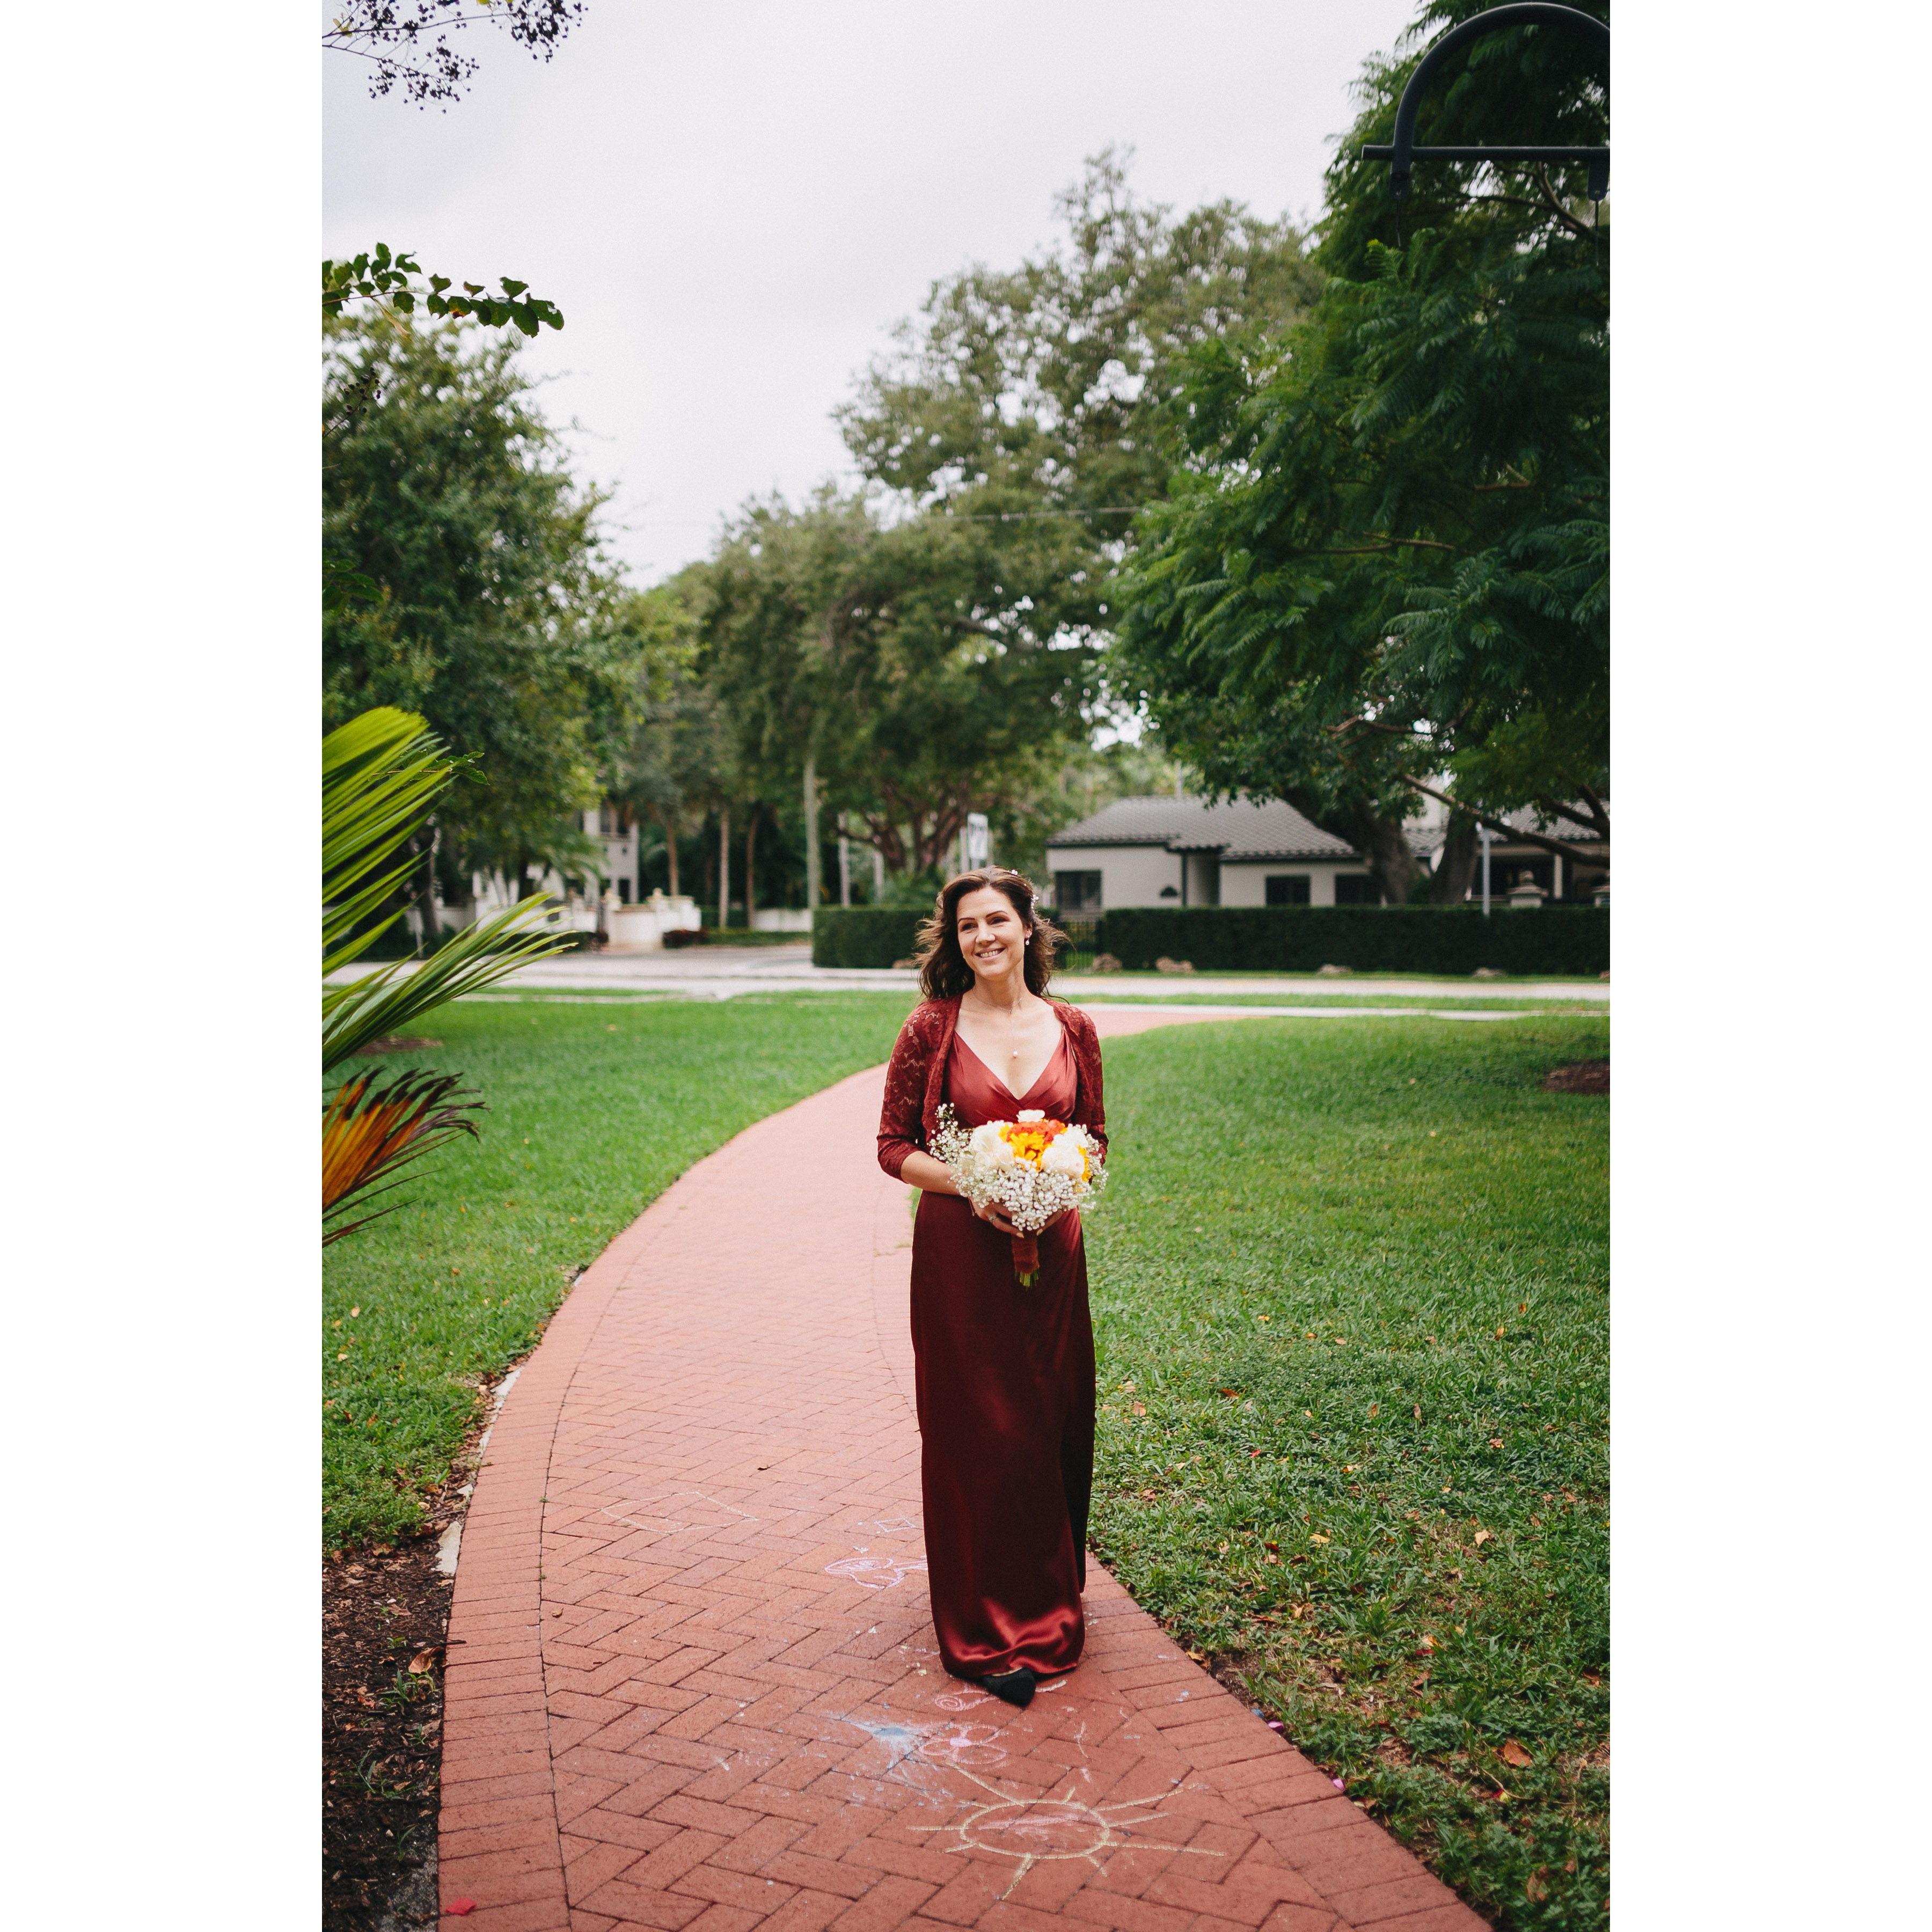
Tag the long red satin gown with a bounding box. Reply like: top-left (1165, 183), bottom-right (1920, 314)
top-left (910, 1025), bottom-right (1095, 1681)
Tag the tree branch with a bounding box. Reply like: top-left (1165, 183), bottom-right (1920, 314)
top-left (1397, 775), bottom-right (1609, 866)
top-left (1535, 793), bottom-right (1611, 840)
top-left (1532, 165), bottom-right (1597, 242)
top-left (1320, 535), bottom-right (1457, 556)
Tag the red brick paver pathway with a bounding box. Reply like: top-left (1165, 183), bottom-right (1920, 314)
top-left (440, 1012), bottom-right (1485, 1932)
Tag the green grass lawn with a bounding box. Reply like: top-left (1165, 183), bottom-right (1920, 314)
top-left (324, 992), bottom-right (911, 1548)
top-left (1067, 992), bottom-right (1606, 1013)
top-left (1061, 969), bottom-right (1609, 985)
top-left (1086, 1016), bottom-right (1608, 1932)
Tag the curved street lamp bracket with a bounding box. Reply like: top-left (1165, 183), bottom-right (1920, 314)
top-left (1362, 3), bottom-right (1608, 201)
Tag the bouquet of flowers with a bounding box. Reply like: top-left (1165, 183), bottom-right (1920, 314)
top-left (930, 1102), bottom-right (1108, 1286)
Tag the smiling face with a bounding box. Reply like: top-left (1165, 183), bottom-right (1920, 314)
top-left (954, 885), bottom-right (1030, 987)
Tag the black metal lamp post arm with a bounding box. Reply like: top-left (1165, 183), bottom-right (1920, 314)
top-left (1363, 2), bottom-right (1609, 200)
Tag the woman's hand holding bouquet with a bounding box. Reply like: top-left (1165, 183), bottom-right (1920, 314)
top-left (930, 1103), bottom-right (1108, 1286)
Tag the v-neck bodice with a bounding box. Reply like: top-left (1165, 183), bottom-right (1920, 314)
top-left (945, 1023), bottom-right (1074, 1125)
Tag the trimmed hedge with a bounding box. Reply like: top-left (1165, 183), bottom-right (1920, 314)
top-left (1095, 905), bottom-right (1608, 976)
top-left (814, 902), bottom-right (1607, 975)
top-left (813, 906), bottom-right (928, 968)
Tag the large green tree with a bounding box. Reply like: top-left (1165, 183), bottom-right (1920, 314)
top-left (324, 313), bottom-right (644, 901)
top-left (602, 581), bottom-right (737, 902)
top-left (692, 493), bottom-right (1095, 895)
top-left (1116, 1), bottom-right (1609, 903)
top-left (840, 152), bottom-right (1321, 659)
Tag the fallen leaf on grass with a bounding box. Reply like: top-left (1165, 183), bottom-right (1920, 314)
top-left (1218, 1388), bottom-right (1242, 1399)
top-left (1488, 1438), bottom-right (1504, 1448)
top-left (1367, 1402), bottom-right (1379, 1419)
top-left (1473, 1529), bottom-right (1492, 1546)
top-left (1501, 1738), bottom-right (1534, 1768)
top-left (1132, 1402), bottom-right (1147, 1416)
top-left (1309, 1533), bottom-right (1330, 1545)
top-left (1526, 1870), bottom-right (1550, 1901)
top-left (1413, 1404), bottom-right (1422, 1420)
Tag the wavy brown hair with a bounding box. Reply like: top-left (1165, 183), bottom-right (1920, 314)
top-left (913, 868), bottom-right (1066, 1000)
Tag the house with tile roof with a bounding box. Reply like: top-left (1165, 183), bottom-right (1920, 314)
top-left (1043, 794), bottom-right (1607, 911)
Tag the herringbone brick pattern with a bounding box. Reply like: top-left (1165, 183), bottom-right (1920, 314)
top-left (440, 1012), bottom-right (1485, 1931)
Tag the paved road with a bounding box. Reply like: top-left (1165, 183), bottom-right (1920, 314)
top-left (460, 942), bottom-right (1608, 1006)
top-left (438, 1008), bottom-right (1487, 1931)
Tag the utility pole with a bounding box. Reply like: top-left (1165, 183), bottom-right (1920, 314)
top-left (1479, 823), bottom-right (1492, 918)
top-left (718, 806), bottom-right (731, 930)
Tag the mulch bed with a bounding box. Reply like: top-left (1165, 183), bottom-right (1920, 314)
top-left (325, 1364), bottom-right (532, 1927)
top-left (323, 1526), bottom-right (456, 1930)
top-left (1543, 1059), bottom-right (1609, 1094)
top-left (350, 1036), bottom-right (444, 1057)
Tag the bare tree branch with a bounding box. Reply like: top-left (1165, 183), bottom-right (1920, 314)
top-left (1398, 774), bottom-right (1609, 866)
top-left (1532, 165), bottom-right (1597, 242)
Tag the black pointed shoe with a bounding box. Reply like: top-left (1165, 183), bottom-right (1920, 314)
top-left (981, 1666), bottom-right (1038, 1709)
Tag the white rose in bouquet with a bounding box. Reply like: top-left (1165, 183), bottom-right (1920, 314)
top-left (1041, 1132), bottom-right (1089, 1177)
top-left (928, 1104), bottom-right (1109, 1286)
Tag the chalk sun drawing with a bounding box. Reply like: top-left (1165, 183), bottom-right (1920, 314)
top-left (911, 1770), bottom-right (1221, 1899)
top-left (835, 1707), bottom-right (1220, 1900)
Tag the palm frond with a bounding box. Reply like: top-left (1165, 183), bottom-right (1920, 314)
top-left (323, 895), bottom-right (567, 1067)
top-left (320, 703), bottom-right (575, 1070)
top-left (323, 707), bottom-right (464, 974)
top-left (323, 1065), bottom-right (483, 1243)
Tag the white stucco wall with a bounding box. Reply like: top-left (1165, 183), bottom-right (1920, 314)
top-left (1044, 843), bottom-right (1183, 910)
top-left (1220, 861), bottom-right (1373, 908)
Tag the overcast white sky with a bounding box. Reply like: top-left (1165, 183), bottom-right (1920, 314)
top-left (324, 2), bottom-right (1416, 585)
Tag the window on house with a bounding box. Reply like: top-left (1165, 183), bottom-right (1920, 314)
top-left (1264, 875), bottom-right (1311, 906)
top-left (1334, 874), bottom-right (1380, 905)
top-left (1054, 870), bottom-right (1103, 913)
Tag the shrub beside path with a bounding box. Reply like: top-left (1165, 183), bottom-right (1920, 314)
top-left (439, 1010), bottom-right (1484, 1932)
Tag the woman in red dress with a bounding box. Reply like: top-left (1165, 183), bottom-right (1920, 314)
top-left (876, 868), bottom-right (1108, 1709)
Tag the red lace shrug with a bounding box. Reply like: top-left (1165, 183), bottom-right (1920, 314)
top-left (876, 996), bottom-right (1108, 1180)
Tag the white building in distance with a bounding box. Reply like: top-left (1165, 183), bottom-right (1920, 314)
top-left (1043, 792), bottom-right (1607, 912)
top-left (1044, 795), bottom-right (1379, 911)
